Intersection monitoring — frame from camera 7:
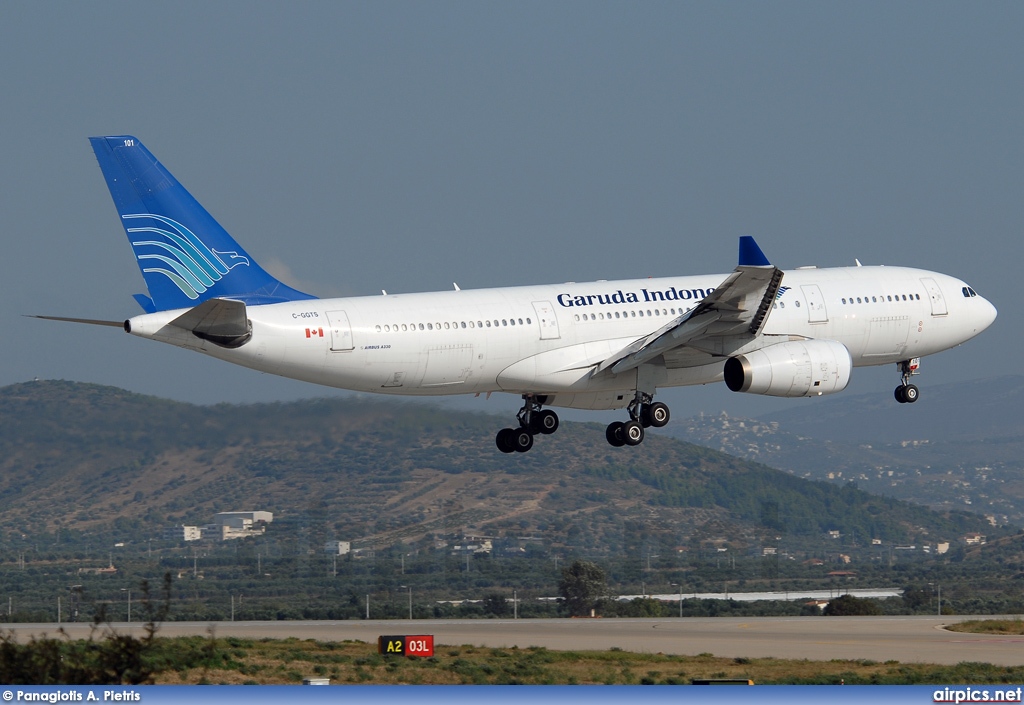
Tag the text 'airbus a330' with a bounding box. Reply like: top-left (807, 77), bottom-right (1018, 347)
top-left (37, 137), bottom-right (997, 453)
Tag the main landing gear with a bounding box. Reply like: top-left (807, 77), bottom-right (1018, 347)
top-left (605, 392), bottom-right (670, 447)
top-left (894, 358), bottom-right (921, 404)
top-left (496, 395), bottom-right (559, 453)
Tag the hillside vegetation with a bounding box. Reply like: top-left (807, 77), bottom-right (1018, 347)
top-left (0, 380), bottom-right (985, 552)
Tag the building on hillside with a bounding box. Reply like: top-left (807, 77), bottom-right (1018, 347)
top-left (206, 511), bottom-right (273, 541)
top-left (324, 540), bottom-right (351, 555)
top-left (452, 540), bottom-right (492, 555)
top-left (936, 542), bottom-right (950, 555)
top-left (163, 525), bottom-right (202, 542)
top-left (963, 533), bottom-right (986, 545)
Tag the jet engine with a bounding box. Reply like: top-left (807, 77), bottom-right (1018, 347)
top-left (724, 339), bottom-right (852, 397)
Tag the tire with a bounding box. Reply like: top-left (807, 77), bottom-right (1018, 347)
top-left (904, 384), bottom-right (919, 403)
top-left (495, 428), bottom-right (516, 453)
top-left (606, 421), bottom-right (626, 447)
top-left (536, 409), bottom-right (559, 435)
top-left (647, 402), bottom-right (670, 428)
top-left (894, 386), bottom-right (907, 404)
top-left (623, 420), bottom-right (645, 446)
top-left (512, 427), bottom-right (534, 452)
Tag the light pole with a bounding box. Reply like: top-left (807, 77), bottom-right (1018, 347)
top-left (670, 583), bottom-right (682, 618)
top-left (121, 588), bottom-right (131, 623)
top-left (400, 585), bottom-right (412, 620)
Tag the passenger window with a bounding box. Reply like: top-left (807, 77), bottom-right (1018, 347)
top-left (493, 320), bottom-right (498, 327)
top-left (841, 298), bottom-right (846, 304)
top-left (486, 320), bottom-right (491, 327)
top-left (526, 318), bottom-right (532, 324)
top-left (638, 310), bottom-right (644, 317)
top-left (887, 296), bottom-right (892, 301)
top-left (375, 325), bottom-right (382, 332)
top-left (502, 319), bottom-right (507, 326)
top-left (795, 300), bottom-right (801, 307)
top-left (856, 297), bottom-right (862, 303)
top-left (780, 302), bottom-right (785, 308)
top-left (871, 297), bottom-right (876, 303)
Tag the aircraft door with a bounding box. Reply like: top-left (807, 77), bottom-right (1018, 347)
top-left (800, 284), bottom-right (828, 323)
top-left (325, 310), bottom-right (354, 351)
top-left (920, 277), bottom-right (948, 316)
top-left (532, 301), bottom-right (561, 340)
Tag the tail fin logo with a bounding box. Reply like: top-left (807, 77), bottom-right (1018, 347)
top-left (122, 214), bottom-right (250, 300)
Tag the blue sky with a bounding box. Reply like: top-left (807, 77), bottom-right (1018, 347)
top-left (1, 2), bottom-right (1019, 420)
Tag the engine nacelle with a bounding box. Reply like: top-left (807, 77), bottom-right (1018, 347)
top-left (724, 339), bottom-right (852, 397)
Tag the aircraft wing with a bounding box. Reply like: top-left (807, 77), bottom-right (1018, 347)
top-left (596, 237), bottom-right (783, 375)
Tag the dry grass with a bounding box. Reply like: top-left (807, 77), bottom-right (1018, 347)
top-left (946, 619), bottom-right (1024, 635)
top-left (151, 637), bottom-right (1024, 685)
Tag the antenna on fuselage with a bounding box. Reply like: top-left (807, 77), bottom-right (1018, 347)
top-left (855, 259), bottom-right (862, 267)
top-left (382, 289), bottom-right (388, 295)
top-left (453, 283), bottom-right (461, 291)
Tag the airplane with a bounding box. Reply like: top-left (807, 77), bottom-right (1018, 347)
top-left (37, 136), bottom-right (997, 453)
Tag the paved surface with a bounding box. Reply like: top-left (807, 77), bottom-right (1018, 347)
top-left (7, 616), bottom-right (1023, 666)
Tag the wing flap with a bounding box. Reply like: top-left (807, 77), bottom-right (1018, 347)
top-left (597, 237), bottom-right (783, 375)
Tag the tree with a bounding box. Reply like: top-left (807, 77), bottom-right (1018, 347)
top-left (822, 594), bottom-right (883, 616)
top-left (482, 592), bottom-right (510, 617)
top-left (558, 560), bottom-right (607, 617)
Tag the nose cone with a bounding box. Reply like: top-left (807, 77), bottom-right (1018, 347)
top-left (979, 297), bottom-right (998, 332)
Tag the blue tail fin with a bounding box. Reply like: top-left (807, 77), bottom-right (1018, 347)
top-left (89, 136), bottom-right (315, 312)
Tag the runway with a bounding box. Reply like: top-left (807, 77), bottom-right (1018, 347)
top-left (7, 616), bottom-right (1023, 666)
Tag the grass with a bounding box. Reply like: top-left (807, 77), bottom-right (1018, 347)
top-left (946, 619), bottom-right (1024, 635)
top-left (147, 637), bottom-right (1024, 685)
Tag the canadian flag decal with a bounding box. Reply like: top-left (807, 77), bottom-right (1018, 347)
top-left (305, 328), bottom-right (325, 338)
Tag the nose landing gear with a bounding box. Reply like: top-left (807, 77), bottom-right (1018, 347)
top-left (605, 392), bottom-right (670, 447)
top-left (894, 358), bottom-right (921, 404)
top-left (495, 395), bottom-right (559, 453)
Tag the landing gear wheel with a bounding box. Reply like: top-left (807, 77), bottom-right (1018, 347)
top-left (903, 384), bottom-right (919, 403)
top-left (496, 428), bottom-right (517, 453)
top-left (623, 420), bottom-right (645, 446)
top-left (511, 427), bottom-right (534, 452)
top-left (606, 421), bottom-right (626, 447)
top-left (532, 409), bottom-right (559, 435)
top-left (894, 386), bottom-right (907, 404)
top-left (647, 402), bottom-right (670, 428)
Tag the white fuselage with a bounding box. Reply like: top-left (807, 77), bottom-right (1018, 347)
top-left (126, 265), bottom-right (996, 410)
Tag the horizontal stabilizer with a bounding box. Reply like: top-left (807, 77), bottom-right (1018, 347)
top-left (169, 298), bottom-right (251, 348)
top-left (29, 315), bottom-right (124, 328)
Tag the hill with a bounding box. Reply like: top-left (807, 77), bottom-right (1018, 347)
top-left (665, 375), bottom-right (1024, 524)
top-left (0, 380), bottom-right (989, 556)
